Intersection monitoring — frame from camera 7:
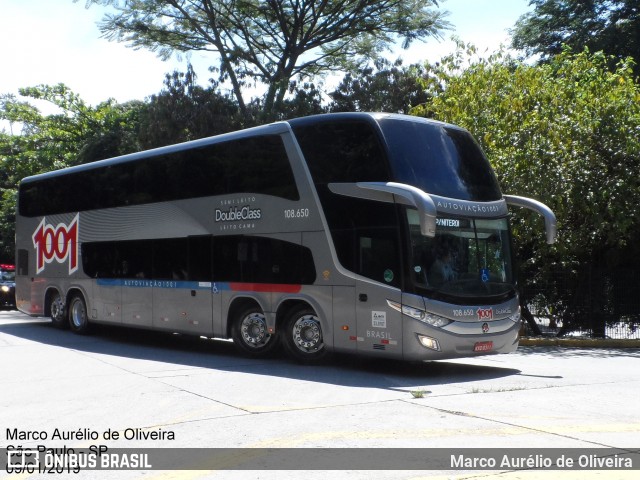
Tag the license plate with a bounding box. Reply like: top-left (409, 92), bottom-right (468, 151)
top-left (473, 341), bottom-right (493, 352)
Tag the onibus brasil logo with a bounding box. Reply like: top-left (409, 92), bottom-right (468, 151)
top-left (32, 214), bottom-right (79, 274)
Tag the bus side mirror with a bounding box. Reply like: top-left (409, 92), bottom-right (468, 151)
top-left (504, 194), bottom-right (557, 244)
top-left (328, 182), bottom-right (437, 237)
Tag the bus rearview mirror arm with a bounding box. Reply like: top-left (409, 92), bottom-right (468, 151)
top-left (328, 182), bottom-right (437, 237)
top-left (504, 194), bottom-right (557, 244)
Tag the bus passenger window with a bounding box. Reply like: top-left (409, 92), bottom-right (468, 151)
top-left (153, 239), bottom-right (188, 280)
top-left (358, 233), bottom-right (400, 287)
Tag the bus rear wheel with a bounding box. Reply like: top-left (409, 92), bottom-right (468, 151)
top-left (282, 306), bottom-right (328, 363)
top-left (231, 307), bottom-right (279, 357)
top-left (49, 291), bottom-right (68, 329)
top-left (68, 294), bottom-right (90, 334)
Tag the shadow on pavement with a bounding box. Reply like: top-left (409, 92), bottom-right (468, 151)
top-left (0, 313), bottom-right (522, 390)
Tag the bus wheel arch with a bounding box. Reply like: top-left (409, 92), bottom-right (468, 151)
top-left (67, 290), bottom-right (90, 334)
top-left (45, 288), bottom-right (67, 329)
top-left (279, 301), bottom-right (329, 363)
top-left (228, 298), bottom-right (278, 357)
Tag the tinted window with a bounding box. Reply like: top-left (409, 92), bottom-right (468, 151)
top-left (82, 235), bottom-right (314, 285)
top-left (292, 120), bottom-right (390, 184)
top-left (19, 135), bottom-right (298, 217)
top-left (213, 236), bottom-right (316, 284)
top-left (318, 194), bottom-right (401, 287)
top-left (293, 119), bottom-right (401, 286)
top-left (82, 240), bottom-right (152, 279)
top-left (188, 236), bottom-right (213, 282)
top-left (379, 119), bottom-right (502, 201)
top-left (153, 238), bottom-right (188, 280)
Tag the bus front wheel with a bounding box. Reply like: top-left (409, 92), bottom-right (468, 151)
top-left (68, 294), bottom-right (90, 334)
top-left (282, 306), bottom-right (328, 363)
top-left (231, 306), bottom-right (279, 357)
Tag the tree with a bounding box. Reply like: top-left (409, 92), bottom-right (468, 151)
top-left (272, 81), bottom-right (326, 120)
top-left (511, 0), bottom-right (640, 71)
top-left (82, 0), bottom-right (450, 121)
top-left (0, 85), bottom-right (143, 261)
top-left (1, 85), bottom-right (142, 176)
top-left (412, 46), bottom-right (640, 336)
top-left (138, 65), bottom-right (247, 148)
top-left (329, 58), bottom-right (431, 114)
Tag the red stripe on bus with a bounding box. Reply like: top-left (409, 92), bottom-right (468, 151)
top-left (229, 283), bottom-right (302, 293)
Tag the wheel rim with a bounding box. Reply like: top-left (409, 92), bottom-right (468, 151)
top-left (240, 312), bottom-right (271, 349)
top-left (50, 295), bottom-right (64, 322)
top-left (291, 314), bottom-right (323, 353)
top-left (70, 299), bottom-right (86, 328)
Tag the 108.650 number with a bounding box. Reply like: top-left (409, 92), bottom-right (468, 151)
top-left (284, 208), bottom-right (310, 219)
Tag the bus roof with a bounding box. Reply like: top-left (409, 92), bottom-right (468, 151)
top-left (286, 112), bottom-right (458, 130)
top-left (19, 113), bottom-right (462, 186)
top-left (19, 121), bottom-right (289, 185)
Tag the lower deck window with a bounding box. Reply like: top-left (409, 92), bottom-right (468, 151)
top-left (82, 235), bottom-right (316, 284)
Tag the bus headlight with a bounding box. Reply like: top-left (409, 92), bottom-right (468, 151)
top-left (423, 312), bottom-right (454, 328)
top-left (417, 334), bottom-right (440, 351)
top-left (387, 300), bottom-right (453, 328)
top-left (1, 286), bottom-right (9, 293)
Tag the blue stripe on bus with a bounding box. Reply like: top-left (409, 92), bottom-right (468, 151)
top-left (94, 280), bottom-right (297, 294)
top-left (96, 278), bottom-right (215, 290)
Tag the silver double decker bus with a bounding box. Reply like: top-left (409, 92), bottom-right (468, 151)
top-left (15, 113), bottom-right (556, 362)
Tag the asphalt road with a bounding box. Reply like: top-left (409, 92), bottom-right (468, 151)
top-left (1, 309), bottom-right (639, 479)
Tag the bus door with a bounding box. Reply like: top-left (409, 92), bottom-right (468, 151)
top-left (354, 233), bottom-right (403, 357)
top-left (93, 279), bottom-right (122, 323)
top-left (119, 241), bottom-right (153, 328)
top-left (123, 284), bottom-right (153, 327)
top-left (82, 242), bottom-right (122, 323)
top-left (152, 282), bottom-right (214, 335)
top-left (356, 280), bottom-right (402, 357)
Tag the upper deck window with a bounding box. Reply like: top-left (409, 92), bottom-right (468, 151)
top-left (19, 135), bottom-right (298, 217)
top-left (379, 118), bottom-right (502, 201)
top-left (292, 119), bottom-right (390, 184)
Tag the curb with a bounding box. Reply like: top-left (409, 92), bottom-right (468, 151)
top-left (519, 337), bottom-right (640, 348)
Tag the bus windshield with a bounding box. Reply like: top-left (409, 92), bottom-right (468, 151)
top-left (406, 209), bottom-right (514, 300)
top-left (379, 117), bottom-right (503, 202)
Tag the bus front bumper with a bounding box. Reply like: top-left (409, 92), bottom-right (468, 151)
top-left (402, 319), bottom-right (520, 361)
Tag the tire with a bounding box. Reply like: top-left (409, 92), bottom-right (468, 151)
top-left (68, 294), bottom-right (90, 334)
top-left (282, 306), bottom-right (328, 363)
top-left (49, 291), bottom-right (68, 329)
top-left (231, 306), bottom-right (279, 357)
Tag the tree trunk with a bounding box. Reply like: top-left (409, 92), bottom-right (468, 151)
top-left (520, 301), bottom-right (542, 336)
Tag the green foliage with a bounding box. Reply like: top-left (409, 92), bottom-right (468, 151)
top-left (274, 81), bottom-right (326, 121)
top-left (0, 84), bottom-right (143, 261)
top-left (0, 187), bottom-right (16, 262)
top-left (1, 84), bottom-right (142, 179)
top-left (139, 65), bottom-right (246, 148)
top-left (512, 0), bottom-right (640, 73)
top-left (329, 58), bottom-right (431, 114)
top-left (76, 100), bottom-right (144, 164)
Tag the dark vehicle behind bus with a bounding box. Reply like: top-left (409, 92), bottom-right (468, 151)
top-left (0, 264), bottom-right (16, 309)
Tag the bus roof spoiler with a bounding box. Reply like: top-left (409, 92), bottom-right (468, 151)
top-left (504, 194), bottom-right (557, 244)
top-left (328, 182), bottom-right (437, 237)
